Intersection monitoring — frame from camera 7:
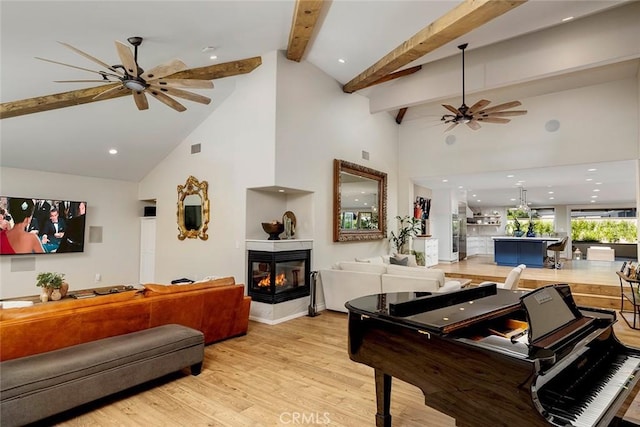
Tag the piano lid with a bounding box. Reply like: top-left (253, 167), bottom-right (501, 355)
top-left (521, 284), bottom-right (596, 350)
top-left (346, 283), bottom-right (527, 334)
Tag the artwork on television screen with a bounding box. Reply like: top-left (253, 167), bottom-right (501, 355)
top-left (0, 196), bottom-right (87, 255)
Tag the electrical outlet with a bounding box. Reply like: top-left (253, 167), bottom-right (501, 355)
top-left (94, 273), bottom-right (101, 282)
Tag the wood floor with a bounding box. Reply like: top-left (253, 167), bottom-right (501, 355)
top-left (436, 255), bottom-right (638, 311)
top-left (436, 255), bottom-right (630, 287)
top-left (38, 308), bottom-right (640, 427)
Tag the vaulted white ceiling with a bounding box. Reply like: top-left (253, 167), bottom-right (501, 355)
top-left (0, 0), bottom-right (636, 208)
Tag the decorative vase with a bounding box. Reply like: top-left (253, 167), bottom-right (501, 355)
top-left (39, 292), bottom-right (49, 303)
top-left (50, 289), bottom-right (62, 301)
top-left (60, 282), bottom-right (69, 298)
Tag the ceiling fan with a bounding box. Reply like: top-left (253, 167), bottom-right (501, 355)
top-left (441, 43), bottom-right (527, 132)
top-left (34, 36), bottom-right (216, 113)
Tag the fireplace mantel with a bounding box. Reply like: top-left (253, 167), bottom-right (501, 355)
top-left (246, 239), bottom-right (313, 252)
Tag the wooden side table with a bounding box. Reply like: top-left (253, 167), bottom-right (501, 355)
top-left (617, 271), bottom-right (640, 329)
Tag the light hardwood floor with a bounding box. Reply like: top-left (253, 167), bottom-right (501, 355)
top-left (436, 254), bottom-right (628, 287)
top-left (40, 308), bottom-right (640, 427)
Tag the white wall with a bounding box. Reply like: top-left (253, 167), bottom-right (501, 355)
top-left (274, 51), bottom-right (399, 270)
top-left (137, 51), bottom-right (279, 284)
top-left (138, 50), bottom-right (400, 294)
top-left (0, 167), bottom-right (140, 298)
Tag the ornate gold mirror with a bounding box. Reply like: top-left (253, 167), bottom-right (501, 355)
top-left (177, 176), bottom-right (210, 240)
top-left (333, 159), bottom-right (387, 242)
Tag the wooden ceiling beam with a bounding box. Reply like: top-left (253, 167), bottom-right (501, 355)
top-left (168, 56), bottom-right (262, 80)
top-left (0, 84), bottom-right (126, 119)
top-left (286, 0), bottom-right (325, 62)
top-left (342, 0), bottom-right (527, 93)
top-left (367, 65), bottom-right (422, 90)
top-left (395, 107), bottom-right (408, 124)
top-left (1, 57), bottom-right (262, 119)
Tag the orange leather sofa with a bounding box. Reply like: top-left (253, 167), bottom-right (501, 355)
top-left (0, 277), bottom-right (251, 361)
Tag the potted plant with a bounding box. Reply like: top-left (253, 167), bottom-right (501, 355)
top-left (389, 215), bottom-right (421, 254)
top-left (36, 272), bottom-right (67, 301)
top-left (509, 212), bottom-right (524, 237)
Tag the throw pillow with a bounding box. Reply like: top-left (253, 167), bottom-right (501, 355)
top-left (390, 256), bottom-right (409, 266)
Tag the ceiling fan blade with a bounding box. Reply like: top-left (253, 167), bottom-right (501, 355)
top-left (442, 104), bottom-right (461, 115)
top-left (92, 84), bottom-right (126, 100)
top-left (36, 57), bottom-right (121, 79)
top-left (115, 41), bottom-right (138, 76)
top-left (54, 80), bottom-right (114, 83)
top-left (468, 99), bottom-right (491, 114)
top-left (146, 78), bottom-right (214, 89)
top-left (477, 100), bottom-right (522, 115)
top-left (142, 59), bottom-right (188, 80)
top-left (466, 120), bottom-right (481, 130)
top-left (58, 41), bottom-right (123, 76)
top-left (477, 117), bottom-right (511, 124)
top-left (147, 90), bottom-right (187, 112)
top-left (444, 122), bottom-right (458, 132)
top-left (482, 110), bottom-right (527, 117)
top-left (133, 91), bottom-right (149, 111)
top-left (147, 85), bottom-right (211, 105)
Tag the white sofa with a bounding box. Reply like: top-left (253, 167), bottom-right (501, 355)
top-left (320, 255), bottom-right (462, 313)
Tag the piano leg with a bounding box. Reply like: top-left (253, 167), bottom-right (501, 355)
top-left (375, 369), bottom-right (392, 427)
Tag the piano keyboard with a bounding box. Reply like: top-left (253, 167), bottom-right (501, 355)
top-left (539, 350), bottom-right (640, 427)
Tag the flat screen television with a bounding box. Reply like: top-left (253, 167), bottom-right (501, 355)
top-left (0, 196), bottom-right (87, 255)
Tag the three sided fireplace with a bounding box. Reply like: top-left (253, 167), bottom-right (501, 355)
top-left (247, 249), bottom-right (311, 304)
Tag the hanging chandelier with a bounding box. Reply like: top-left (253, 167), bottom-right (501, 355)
top-left (517, 187), bottom-right (530, 213)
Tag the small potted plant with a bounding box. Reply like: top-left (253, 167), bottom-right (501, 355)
top-left (36, 272), bottom-right (67, 301)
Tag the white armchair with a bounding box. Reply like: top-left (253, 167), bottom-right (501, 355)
top-left (480, 265), bottom-right (525, 290)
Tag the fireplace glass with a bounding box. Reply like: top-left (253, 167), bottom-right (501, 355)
top-left (248, 249), bottom-right (311, 304)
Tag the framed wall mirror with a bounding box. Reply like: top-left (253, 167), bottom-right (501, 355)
top-left (333, 159), bottom-right (387, 242)
top-left (177, 175), bottom-right (210, 240)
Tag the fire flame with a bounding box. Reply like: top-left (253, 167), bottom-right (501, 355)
top-left (258, 273), bottom-right (287, 287)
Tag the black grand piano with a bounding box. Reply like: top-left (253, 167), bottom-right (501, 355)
top-left (346, 283), bottom-right (640, 427)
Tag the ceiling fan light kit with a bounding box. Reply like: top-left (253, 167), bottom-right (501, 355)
top-left (441, 43), bottom-right (527, 132)
top-left (37, 36), bottom-right (214, 113)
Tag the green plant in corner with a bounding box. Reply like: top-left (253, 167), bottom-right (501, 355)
top-left (390, 215), bottom-right (421, 254)
top-left (36, 272), bottom-right (65, 290)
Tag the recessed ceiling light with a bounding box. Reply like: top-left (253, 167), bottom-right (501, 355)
top-left (458, 186), bottom-right (463, 189)
top-left (562, 16), bottom-right (574, 22)
top-left (108, 148), bottom-right (118, 155)
top-left (476, 200), bottom-right (481, 203)
top-left (354, 198), bottom-right (359, 202)
top-left (593, 189), bottom-right (600, 192)
top-left (586, 178), bottom-right (593, 182)
top-left (472, 194), bottom-right (476, 198)
top-left (442, 179), bottom-right (448, 183)
top-left (278, 189), bottom-right (285, 193)
top-left (507, 174), bottom-right (514, 178)
top-left (338, 58), bottom-right (345, 63)
top-left (588, 168), bottom-right (597, 172)
top-left (591, 200), bottom-right (596, 203)
top-left (596, 182), bottom-right (602, 185)
top-left (510, 198), bottom-right (516, 201)
top-left (549, 197), bottom-right (555, 200)
top-left (548, 191), bottom-right (554, 194)
top-left (591, 195), bottom-right (598, 198)
top-left (209, 55), bottom-right (218, 60)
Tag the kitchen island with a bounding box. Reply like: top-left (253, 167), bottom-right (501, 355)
top-left (492, 236), bottom-right (561, 268)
